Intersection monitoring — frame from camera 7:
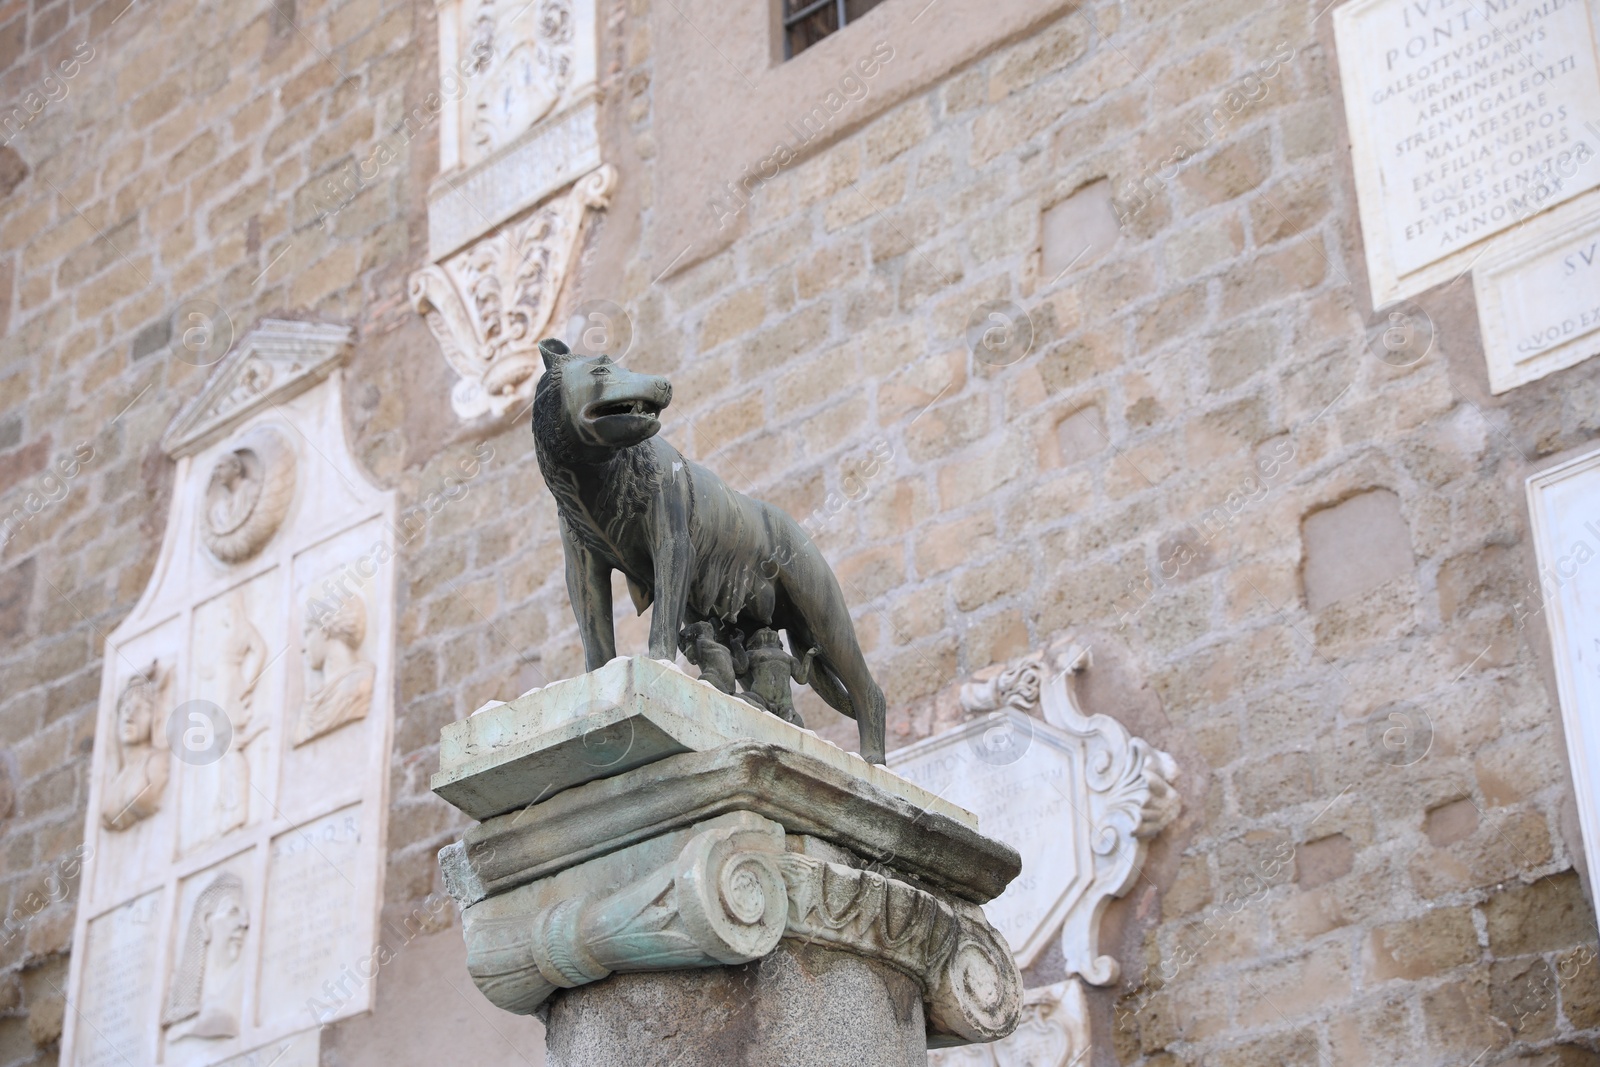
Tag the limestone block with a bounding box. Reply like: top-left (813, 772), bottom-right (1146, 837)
top-left (1300, 489), bottom-right (1412, 612)
top-left (432, 655), bottom-right (971, 828)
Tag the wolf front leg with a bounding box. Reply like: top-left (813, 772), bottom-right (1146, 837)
top-left (647, 481), bottom-right (693, 662)
top-left (561, 519), bottom-right (616, 671)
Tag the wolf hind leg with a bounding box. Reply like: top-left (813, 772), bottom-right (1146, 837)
top-left (779, 556), bottom-right (888, 764)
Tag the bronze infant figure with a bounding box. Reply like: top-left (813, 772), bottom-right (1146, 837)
top-left (730, 626), bottom-right (817, 728)
top-left (531, 338), bottom-right (887, 763)
top-left (678, 620), bottom-right (738, 695)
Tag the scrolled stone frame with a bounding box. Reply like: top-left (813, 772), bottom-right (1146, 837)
top-left (927, 980), bottom-right (1091, 1067)
top-left (958, 643), bottom-right (1180, 986)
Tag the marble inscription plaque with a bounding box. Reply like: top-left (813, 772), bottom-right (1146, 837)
top-left (1335, 0), bottom-right (1600, 303)
top-left (258, 806), bottom-right (366, 1029)
top-left (891, 725), bottom-right (1083, 963)
top-left (62, 323), bottom-right (397, 1067)
top-left (1528, 446), bottom-right (1600, 910)
top-left (77, 892), bottom-right (162, 1067)
top-left (1476, 190), bottom-right (1600, 390)
top-left (426, 96), bottom-right (601, 259)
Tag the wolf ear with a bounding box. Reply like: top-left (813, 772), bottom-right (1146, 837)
top-left (539, 338), bottom-right (574, 372)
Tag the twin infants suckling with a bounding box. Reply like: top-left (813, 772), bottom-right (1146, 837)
top-left (678, 621), bottom-right (817, 727)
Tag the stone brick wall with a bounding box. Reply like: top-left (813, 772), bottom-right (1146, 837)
top-left (4, 0), bottom-right (1600, 1064)
top-left (0, 0), bottom-right (448, 1055)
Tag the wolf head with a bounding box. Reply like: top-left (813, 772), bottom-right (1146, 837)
top-left (533, 338), bottom-right (673, 454)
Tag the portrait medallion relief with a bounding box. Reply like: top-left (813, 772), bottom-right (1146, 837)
top-left (101, 662), bottom-right (171, 832)
top-left (201, 427), bottom-right (296, 565)
top-left (162, 871), bottom-right (250, 1042)
top-left (293, 591), bottom-right (375, 746)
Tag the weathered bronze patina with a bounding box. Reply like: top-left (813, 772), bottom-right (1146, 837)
top-left (530, 338), bottom-right (887, 763)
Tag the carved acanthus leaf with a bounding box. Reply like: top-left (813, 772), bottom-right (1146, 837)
top-left (410, 164), bottom-right (616, 420)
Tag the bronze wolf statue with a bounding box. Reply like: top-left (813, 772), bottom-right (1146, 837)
top-left (530, 338), bottom-right (887, 764)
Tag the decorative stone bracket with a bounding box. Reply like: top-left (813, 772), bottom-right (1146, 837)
top-left (409, 164), bottom-right (616, 420)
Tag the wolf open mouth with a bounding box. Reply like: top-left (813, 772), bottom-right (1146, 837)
top-left (586, 398), bottom-right (661, 421)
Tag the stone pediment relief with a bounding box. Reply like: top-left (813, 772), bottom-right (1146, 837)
top-left (162, 320), bottom-right (354, 459)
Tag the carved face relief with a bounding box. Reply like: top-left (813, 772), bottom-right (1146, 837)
top-left (201, 428), bottom-right (296, 564)
top-left (102, 663), bottom-right (171, 833)
top-left (116, 679), bottom-right (153, 746)
top-left (163, 871), bottom-right (249, 1042)
top-left (294, 592), bottom-right (376, 746)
